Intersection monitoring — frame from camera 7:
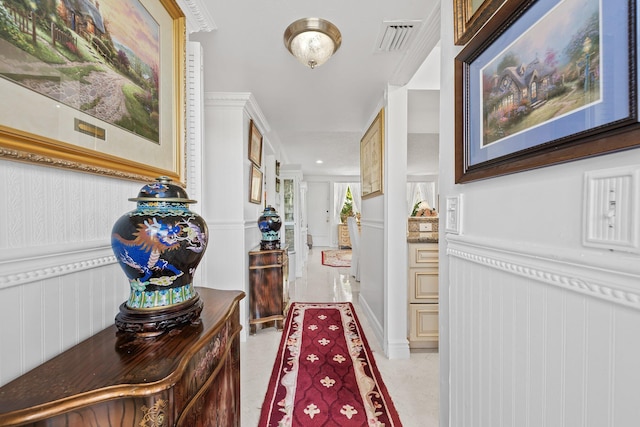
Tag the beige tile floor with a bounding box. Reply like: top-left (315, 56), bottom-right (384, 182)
top-left (240, 247), bottom-right (440, 427)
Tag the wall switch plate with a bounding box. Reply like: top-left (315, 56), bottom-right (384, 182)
top-left (419, 223), bottom-right (433, 232)
top-left (445, 195), bottom-right (462, 235)
top-left (583, 166), bottom-right (640, 253)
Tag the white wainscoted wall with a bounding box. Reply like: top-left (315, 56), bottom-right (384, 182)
top-left (438, 1), bottom-right (640, 425)
top-left (198, 91), bottom-right (271, 340)
top-left (0, 163), bottom-right (137, 386)
top-left (447, 236), bottom-right (640, 425)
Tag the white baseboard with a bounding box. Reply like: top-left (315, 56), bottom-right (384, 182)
top-left (385, 339), bottom-right (411, 360)
top-left (357, 294), bottom-right (384, 347)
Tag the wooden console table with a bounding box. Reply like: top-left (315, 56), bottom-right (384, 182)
top-left (248, 246), bottom-right (289, 334)
top-left (0, 287), bottom-right (245, 427)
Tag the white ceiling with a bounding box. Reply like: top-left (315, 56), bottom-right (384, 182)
top-left (189, 0), bottom-right (441, 176)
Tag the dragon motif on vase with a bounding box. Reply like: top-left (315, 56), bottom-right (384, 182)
top-left (112, 216), bottom-right (207, 291)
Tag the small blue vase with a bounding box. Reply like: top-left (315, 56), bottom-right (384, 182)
top-left (258, 205), bottom-right (282, 250)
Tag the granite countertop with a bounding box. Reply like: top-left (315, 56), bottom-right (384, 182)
top-left (406, 232), bottom-right (439, 243)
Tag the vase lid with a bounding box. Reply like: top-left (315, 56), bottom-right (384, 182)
top-left (129, 176), bottom-right (197, 203)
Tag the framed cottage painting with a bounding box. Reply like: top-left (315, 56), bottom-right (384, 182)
top-left (455, 0), bottom-right (640, 182)
top-left (0, 0), bottom-right (186, 183)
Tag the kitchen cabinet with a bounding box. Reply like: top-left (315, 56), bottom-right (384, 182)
top-left (408, 242), bottom-right (439, 349)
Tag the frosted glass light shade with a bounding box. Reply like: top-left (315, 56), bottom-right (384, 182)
top-left (284, 18), bottom-right (342, 69)
top-left (289, 31), bottom-right (334, 68)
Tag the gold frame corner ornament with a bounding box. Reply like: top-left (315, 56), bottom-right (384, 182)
top-left (453, 0), bottom-right (510, 45)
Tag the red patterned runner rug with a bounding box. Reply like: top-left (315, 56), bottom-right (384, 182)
top-left (258, 302), bottom-right (403, 426)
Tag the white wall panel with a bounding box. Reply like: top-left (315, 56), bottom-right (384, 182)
top-left (0, 160), bottom-right (138, 386)
top-left (0, 285), bottom-right (21, 383)
top-left (201, 92), bottom-right (270, 341)
top-left (0, 262), bottom-right (129, 385)
top-left (42, 278), bottom-right (64, 359)
top-left (358, 218), bottom-right (386, 345)
top-left (448, 237), bottom-right (640, 426)
top-left (21, 282), bottom-right (44, 376)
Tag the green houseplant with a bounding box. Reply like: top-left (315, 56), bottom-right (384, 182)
top-left (340, 187), bottom-right (354, 223)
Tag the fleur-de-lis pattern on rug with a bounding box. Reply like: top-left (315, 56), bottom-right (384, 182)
top-left (259, 302), bottom-right (403, 426)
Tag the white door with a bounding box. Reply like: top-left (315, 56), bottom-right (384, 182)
top-left (307, 181), bottom-right (331, 247)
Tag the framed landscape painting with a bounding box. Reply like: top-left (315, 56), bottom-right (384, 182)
top-left (0, 0), bottom-right (186, 183)
top-left (455, 0), bottom-right (640, 182)
top-left (361, 108), bottom-right (384, 199)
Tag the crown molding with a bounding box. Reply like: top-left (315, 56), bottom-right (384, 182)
top-left (176, 0), bottom-right (217, 33)
top-left (204, 92), bottom-right (270, 135)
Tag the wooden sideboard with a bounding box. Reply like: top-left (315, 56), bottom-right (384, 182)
top-left (0, 288), bottom-right (245, 427)
top-left (248, 246), bottom-right (289, 334)
top-left (408, 242), bottom-right (439, 349)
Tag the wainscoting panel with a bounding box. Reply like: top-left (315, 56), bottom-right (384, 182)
top-left (0, 255), bottom-right (127, 386)
top-left (448, 238), bottom-right (640, 426)
top-left (358, 218), bottom-right (385, 347)
top-left (0, 162), bottom-right (138, 386)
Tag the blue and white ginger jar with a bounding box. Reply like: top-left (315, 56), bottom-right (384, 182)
top-left (111, 176), bottom-right (208, 310)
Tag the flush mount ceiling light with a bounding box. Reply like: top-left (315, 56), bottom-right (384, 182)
top-left (283, 18), bottom-right (342, 69)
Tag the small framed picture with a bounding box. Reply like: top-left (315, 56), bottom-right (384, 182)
top-left (248, 120), bottom-right (263, 167)
top-left (249, 165), bottom-right (263, 204)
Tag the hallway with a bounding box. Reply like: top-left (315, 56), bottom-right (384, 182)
top-left (240, 247), bottom-right (440, 426)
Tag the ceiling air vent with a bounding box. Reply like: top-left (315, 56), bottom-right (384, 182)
top-left (375, 20), bottom-right (421, 52)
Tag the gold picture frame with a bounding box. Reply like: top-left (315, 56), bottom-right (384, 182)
top-left (248, 120), bottom-right (263, 167)
top-left (249, 165), bottom-right (263, 204)
top-left (453, 0), bottom-right (513, 45)
top-left (360, 108), bottom-right (384, 199)
top-left (0, 0), bottom-right (187, 183)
